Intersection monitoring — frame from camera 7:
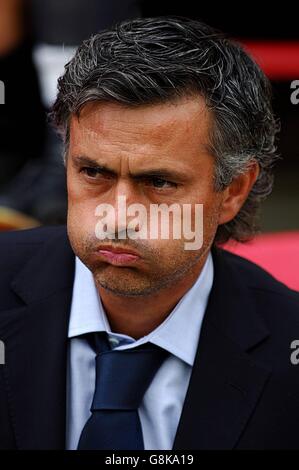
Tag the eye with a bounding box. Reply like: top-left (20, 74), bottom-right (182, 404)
top-left (80, 167), bottom-right (100, 178)
top-left (79, 166), bottom-right (114, 181)
top-left (147, 177), bottom-right (178, 190)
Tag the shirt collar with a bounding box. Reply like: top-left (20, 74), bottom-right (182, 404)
top-left (68, 252), bottom-right (214, 367)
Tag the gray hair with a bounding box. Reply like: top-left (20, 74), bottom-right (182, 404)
top-left (51, 16), bottom-right (280, 244)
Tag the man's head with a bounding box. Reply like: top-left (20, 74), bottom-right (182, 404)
top-left (51, 16), bottom-right (279, 297)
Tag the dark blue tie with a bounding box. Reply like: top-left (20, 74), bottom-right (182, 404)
top-left (77, 332), bottom-right (169, 450)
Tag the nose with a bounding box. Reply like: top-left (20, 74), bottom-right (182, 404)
top-left (95, 179), bottom-right (146, 240)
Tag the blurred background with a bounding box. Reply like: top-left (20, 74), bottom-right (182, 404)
top-left (0, 1), bottom-right (298, 286)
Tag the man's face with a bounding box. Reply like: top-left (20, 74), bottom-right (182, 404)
top-left (66, 96), bottom-right (224, 296)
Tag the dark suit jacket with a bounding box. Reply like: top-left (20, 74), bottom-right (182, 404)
top-left (0, 225), bottom-right (299, 449)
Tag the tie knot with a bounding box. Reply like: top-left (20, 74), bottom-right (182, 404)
top-left (91, 335), bottom-right (169, 411)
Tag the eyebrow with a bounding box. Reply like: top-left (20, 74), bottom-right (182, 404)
top-left (72, 155), bottom-right (117, 177)
top-left (72, 155), bottom-right (189, 181)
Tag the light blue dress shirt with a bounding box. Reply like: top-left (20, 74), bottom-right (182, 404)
top-left (66, 251), bottom-right (214, 450)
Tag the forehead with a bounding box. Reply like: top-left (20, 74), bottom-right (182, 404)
top-left (68, 96), bottom-right (213, 167)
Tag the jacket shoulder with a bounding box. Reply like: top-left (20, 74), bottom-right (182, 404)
top-left (0, 225), bottom-right (68, 297)
top-left (218, 247), bottom-right (299, 326)
top-left (0, 225), bottom-right (67, 246)
top-left (219, 247), bottom-right (298, 295)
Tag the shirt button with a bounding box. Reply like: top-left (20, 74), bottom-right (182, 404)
top-left (108, 337), bottom-right (119, 347)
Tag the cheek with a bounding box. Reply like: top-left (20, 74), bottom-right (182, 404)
top-left (202, 197), bottom-right (223, 238)
top-left (67, 191), bottom-right (100, 245)
top-left (66, 168), bottom-right (85, 203)
top-left (67, 172), bottom-right (96, 218)
top-left (147, 237), bottom-right (189, 263)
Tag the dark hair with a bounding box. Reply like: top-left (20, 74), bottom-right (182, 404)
top-left (51, 16), bottom-right (280, 244)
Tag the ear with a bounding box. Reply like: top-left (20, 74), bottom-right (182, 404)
top-left (218, 161), bottom-right (260, 226)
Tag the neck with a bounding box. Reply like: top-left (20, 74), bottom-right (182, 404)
top-left (96, 254), bottom-right (209, 340)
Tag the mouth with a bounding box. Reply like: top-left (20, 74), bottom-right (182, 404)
top-left (95, 244), bottom-right (141, 266)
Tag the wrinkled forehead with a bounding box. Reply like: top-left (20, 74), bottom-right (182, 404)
top-left (68, 96), bottom-right (213, 157)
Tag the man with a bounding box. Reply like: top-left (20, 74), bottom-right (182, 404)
top-left (0, 16), bottom-right (299, 450)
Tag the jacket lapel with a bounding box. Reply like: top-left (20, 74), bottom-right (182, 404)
top-left (0, 227), bottom-right (75, 449)
top-left (172, 245), bottom-right (272, 449)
